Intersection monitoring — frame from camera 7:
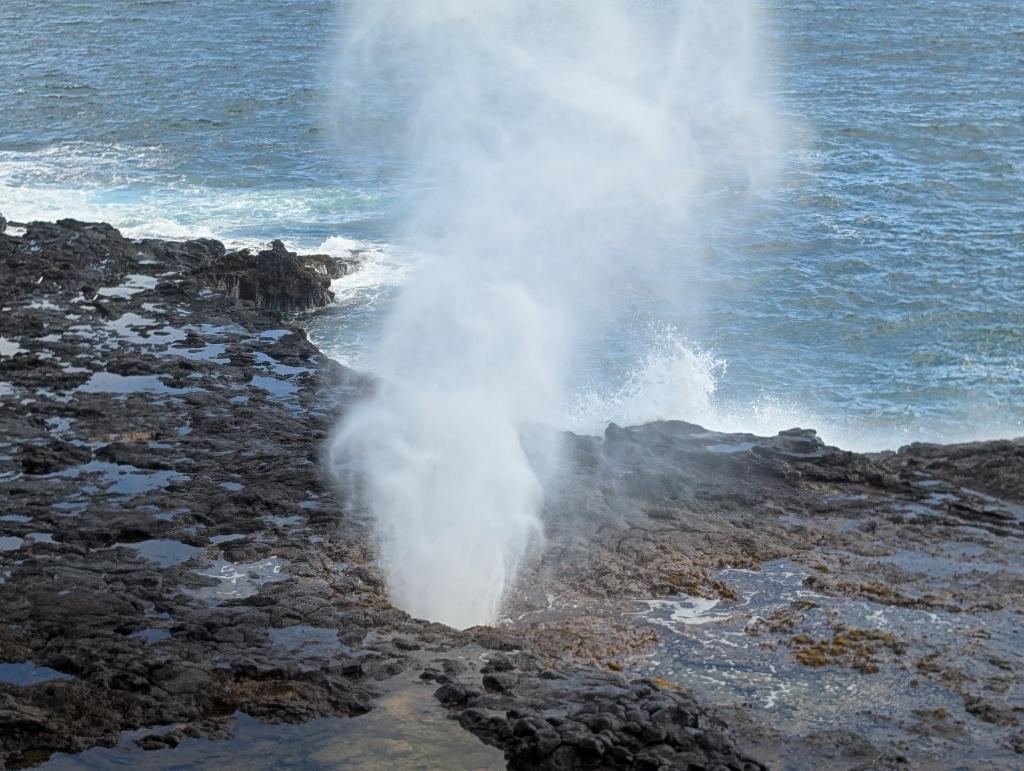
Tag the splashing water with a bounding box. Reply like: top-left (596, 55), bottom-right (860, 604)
top-left (328, 0), bottom-right (784, 628)
top-left (565, 328), bottom-right (723, 435)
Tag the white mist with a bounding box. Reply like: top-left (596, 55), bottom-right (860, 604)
top-left (329, 0), bottom-right (783, 628)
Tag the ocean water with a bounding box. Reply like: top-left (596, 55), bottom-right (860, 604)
top-left (2, 0), bottom-right (1022, 451)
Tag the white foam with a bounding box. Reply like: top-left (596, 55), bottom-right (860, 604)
top-left (0, 142), bottom-right (378, 249)
top-left (565, 329), bottom-right (722, 435)
top-left (316, 235), bottom-right (365, 256)
top-left (644, 597), bottom-right (727, 627)
top-left (120, 218), bottom-right (221, 242)
top-left (324, 242), bottom-right (414, 307)
top-left (560, 325), bottom-right (872, 449)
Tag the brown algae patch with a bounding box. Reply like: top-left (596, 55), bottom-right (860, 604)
top-left (790, 627), bottom-right (907, 673)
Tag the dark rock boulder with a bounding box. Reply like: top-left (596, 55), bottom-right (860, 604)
top-left (138, 237), bottom-right (226, 270)
top-left (0, 219), bottom-right (360, 315)
top-left (18, 441), bottom-right (91, 475)
top-left (881, 438), bottom-right (1024, 503)
top-left (0, 219), bottom-right (140, 296)
top-left (200, 239), bottom-right (358, 312)
top-left (437, 672), bottom-right (767, 771)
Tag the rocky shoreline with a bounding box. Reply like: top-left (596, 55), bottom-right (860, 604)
top-left (1, 218), bottom-right (1021, 769)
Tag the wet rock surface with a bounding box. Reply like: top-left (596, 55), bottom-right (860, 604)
top-left (432, 661), bottom-right (766, 770)
top-left (200, 239), bottom-right (359, 312)
top-left (1, 219), bottom-right (760, 770)
top-left (0, 219), bottom-right (390, 766)
top-left (2, 218), bottom-right (1021, 769)
top-left (504, 423), bottom-right (1024, 767)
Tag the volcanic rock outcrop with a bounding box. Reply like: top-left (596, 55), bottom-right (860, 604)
top-left (1, 218), bottom-right (1021, 769)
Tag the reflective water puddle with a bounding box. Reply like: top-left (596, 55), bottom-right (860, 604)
top-left (41, 683), bottom-right (504, 770)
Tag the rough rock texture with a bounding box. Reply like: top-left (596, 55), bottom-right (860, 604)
top-left (2, 218), bottom-right (1021, 769)
top-left (508, 421), bottom-right (1023, 612)
top-left (0, 219), bottom-right (765, 770)
top-left (881, 439), bottom-right (1024, 504)
top-left (498, 423), bottom-right (1024, 767)
top-left (201, 239), bottom-right (359, 312)
top-left (432, 662), bottom-right (766, 770)
top-left (0, 219), bottom-right (393, 764)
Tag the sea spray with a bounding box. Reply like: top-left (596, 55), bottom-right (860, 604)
top-left (329, 0), bottom-right (783, 627)
top-left (565, 326), bottom-right (724, 436)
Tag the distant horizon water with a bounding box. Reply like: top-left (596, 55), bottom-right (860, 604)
top-left (2, 0), bottom-right (1022, 453)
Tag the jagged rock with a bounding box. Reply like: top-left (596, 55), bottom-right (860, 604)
top-left (3, 218), bottom-right (1023, 769)
top-left (881, 438), bottom-right (1024, 503)
top-left (201, 239), bottom-right (358, 311)
top-left (442, 677), bottom-right (766, 770)
top-left (18, 441), bottom-right (91, 475)
top-left (138, 237), bottom-right (226, 269)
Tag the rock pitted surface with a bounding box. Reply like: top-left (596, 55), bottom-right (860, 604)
top-left (434, 663), bottom-right (766, 770)
top-left (503, 422), bottom-right (1024, 766)
top-left (201, 239), bottom-right (359, 312)
top-left (1, 218), bottom-right (1022, 768)
top-left (0, 219), bottom-right (763, 770)
top-left (0, 219), bottom-right (393, 763)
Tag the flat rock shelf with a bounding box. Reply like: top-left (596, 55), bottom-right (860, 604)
top-left (1, 218), bottom-right (1022, 770)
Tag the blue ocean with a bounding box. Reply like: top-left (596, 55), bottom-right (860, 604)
top-left (2, 0), bottom-right (1021, 451)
